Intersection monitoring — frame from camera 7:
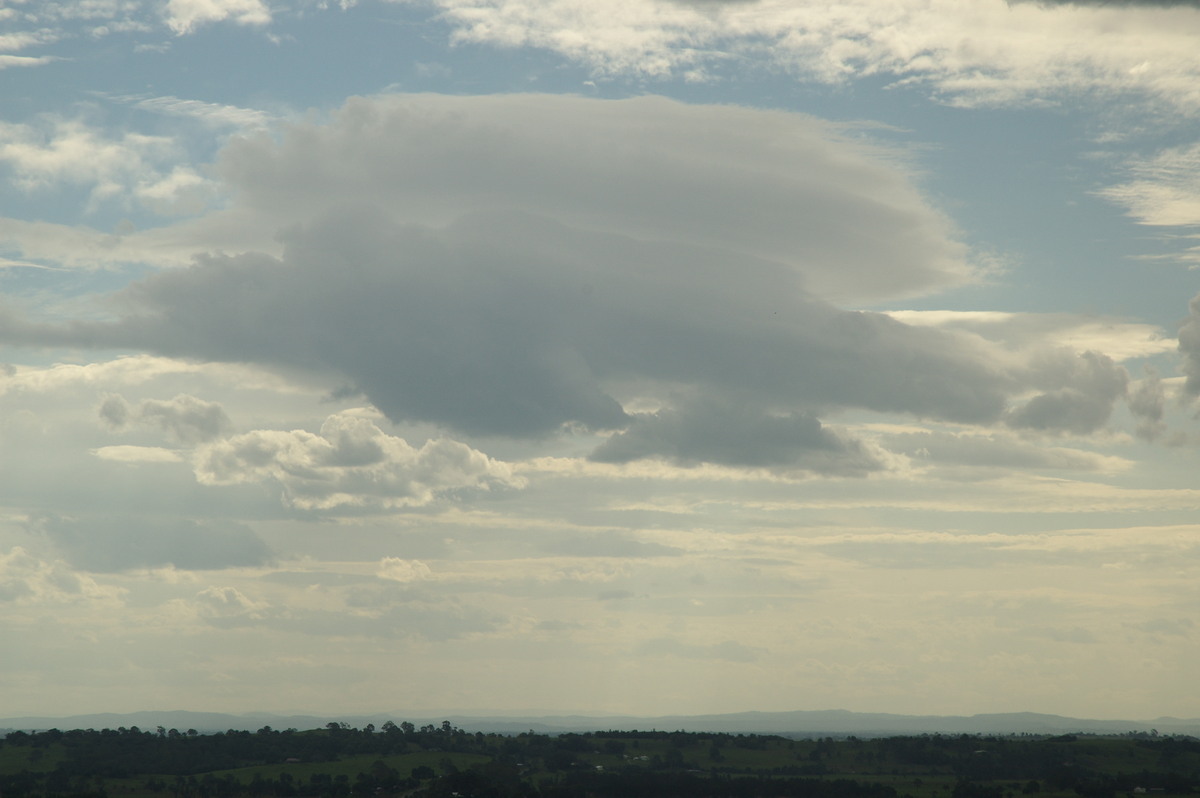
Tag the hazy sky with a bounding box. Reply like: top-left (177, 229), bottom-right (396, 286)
top-left (2, 0), bottom-right (1200, 722)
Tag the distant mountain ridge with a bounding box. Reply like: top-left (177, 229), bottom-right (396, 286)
top-left (2, 709), bottom-right (1198, 737)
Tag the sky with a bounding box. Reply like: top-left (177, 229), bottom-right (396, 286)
top-left (2, 0), bottom-right (1200, 723)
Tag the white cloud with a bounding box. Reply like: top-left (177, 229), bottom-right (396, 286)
top-left (378, 557), bottom-right (434, 582)
top-left (884, 310), bottom-right (1177, 363)
top-left (164, 0), bottom-right (272, 34)
top-left (0, 55), bottom-right (57, 69)
top-left (92, 444), bottom-right (183, 462)
top-left (1099, 142), bottom-right (1200, 257)
top-left (423, 0), bottom-right (1200, 111)
top-left (193, 411), bottom-right (523, 510)
top-left (119, 94), bottom-right (273, 129)
top-left (0, 117), bottom-right (217, 215)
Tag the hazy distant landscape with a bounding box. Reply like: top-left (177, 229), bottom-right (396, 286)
top-left (3, 718), bottom-right (1199, 798)
top-left (5, 710), bottom-right (1200, 738)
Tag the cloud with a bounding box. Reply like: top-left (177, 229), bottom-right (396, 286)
top-left (195, 585), bottom-right (268, 619)
top-left (92, 445), bottom-right (184, 463)
top-left (1099, 142), bottom-right (1200, 259)
top-left (0, 55), bottom-right (58, 69)
top-left (1178, 292), bottom-right (1200, 401)
top-left (1006, 351), bottom-right (1128, 435)
top-left (422, 0), bottom-right (1200, 111)
top-left (0, 95), bottom-right (1146, 461)
top-left (101, 393), bottom-right (231, 444)
top-left (164, 0), bottom-right (272, 34)
top-left (192, 411), bottom-right (522, 510)
top-left (884, 310), bottom-right (1176, 362)
top-left (118, 94), bottom-right (273, 129)
top-left (0, 547), bottom-right (123, 605)
top-left (884, 429), bottom-right (1130, 473)
top-left (30, 513), bottom-right (273, 572)
top-left (208, 93), bottom-right (976, 304)
top-left (0, 116), bottom-right (214, 214)
top-left (378, 557), bottom-right (434, 582)
top-left (1127, 367), bottom-right (1169, 441)
top-left (591, 397), bottom-right (885, 474)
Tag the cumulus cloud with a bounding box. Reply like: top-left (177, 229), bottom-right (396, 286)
top-left (378, 557), bottom-right (434, 582)
top-left (193, 411), bottom-right (522, 510)
top-left (30, 514), bottom-right (272, 572)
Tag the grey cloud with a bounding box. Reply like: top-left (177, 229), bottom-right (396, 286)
top-left (3, 209), bottom-right (1014, 443)
top-left (1179, 292), bottom-right (1200, 401)
top-left (0, 95), bottom-right (1138, 461)
top-left (140, 394), bottom-right (231, 443)
top-left (1128, 367), bottom-right (1167, 441)
top-left (1007, 351), bottom-right (1127, 434)
top-left (100, 393), bottom-right (230, 443)
top-left (591, 398), bottom-right (883, 474)
top-left (30, 514), bottom-right (272, 572)
top-left (212, 94), bottom-right (974, 305)
top-left (99, 395), bottom-right (131, 428)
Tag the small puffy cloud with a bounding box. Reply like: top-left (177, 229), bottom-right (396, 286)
top-left (193, 411), bottom-right (522, 510)
top-left (30, 514), bottom-right (272, 572)
top-left (378, 557), bottom-right (433, 582)
top-left (195, 585), bottom-right (268, 619)
top-left (101, 393), bottom-right (231, 444)
top-left (164, 0), bottom-right (271, 34)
